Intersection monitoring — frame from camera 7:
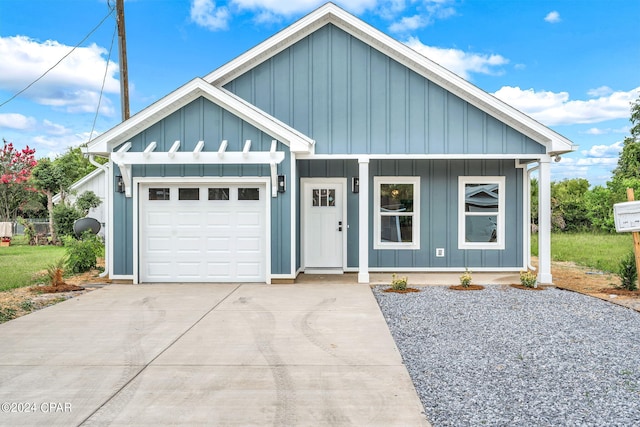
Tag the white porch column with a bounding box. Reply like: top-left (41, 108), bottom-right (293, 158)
top-left (358, 158), bottom-right (370, 283)
top-left (538, 156), bottom-right (552, 284)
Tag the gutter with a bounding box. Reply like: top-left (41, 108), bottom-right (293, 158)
top-left (87, 153), bottom-right (110, 279)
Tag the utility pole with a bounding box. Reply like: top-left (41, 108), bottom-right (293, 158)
top-left (116, 0), bottom-right (130, 121)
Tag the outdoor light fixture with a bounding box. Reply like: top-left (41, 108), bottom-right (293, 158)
top-left (352, 177), bottom-right (359, 193)
top-left (116, 175), bottom-right (125, 193)
top-left (277, 174), bottom-right (286, 193)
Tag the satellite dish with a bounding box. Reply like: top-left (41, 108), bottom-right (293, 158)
top-left (73, 217), bottom-right (101, 237)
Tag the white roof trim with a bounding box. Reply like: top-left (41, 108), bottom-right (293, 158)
top-left (205, 2), bottom-right (574, 155)
top-left (52, 167), bottom-right (105, 204)
top-left (86, 78), bottom-right (314, 155)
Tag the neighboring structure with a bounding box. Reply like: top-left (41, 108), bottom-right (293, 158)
top-left (86, 3), bottom-right (575, 284)
top-left (52, 168), bottom-right (106, 236)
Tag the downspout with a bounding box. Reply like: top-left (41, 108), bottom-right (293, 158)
top-left (88, 154), bottom-right (110, 279)
top-left (527, 164), bottom-right (540, 272)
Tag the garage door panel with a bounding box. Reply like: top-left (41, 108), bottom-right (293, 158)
top-left (140, 183), bottom-right (265, 283)
top-left (145, 262), bottom-right (173, 279)
top-left (206, 262), bottom-right (231, 278)
top-left (176, 237), bottom-right (202, 253)
top-left (176, 262), bottom-right (203, 279)
top-left (207, 212), bottom-right (232, 226)
top-left (146, 211), bottom-right (172, 226)
top-left (236, 237), bottom-right (261, 253)
top-left (236, 262), bottom-right (261, 279)
top-left (146, 237), bottom-right (172, 253)
top-left (176, 211), bottom-right (202, 226)
top-left (237, 212), bottom-right (261, 226)
top-left (206, 237), bottom-right (231, 252)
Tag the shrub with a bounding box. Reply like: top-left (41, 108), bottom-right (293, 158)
top-left (520, 270), bottom-right (537, 288)
top-left (459, 269), bottom-right (472, 288)
top-left (53, 204), bottom-right (83, 237)
top-left (17, 217), bottom-right (36, 245)
top-left (618, 251), bottom-right (638, 291)
top-left (75, 191), bottom-right (102, 215)
top-left (63, 232), bottom-right (103, 274)
top-left (391, 274), bottom-right (408, 291)
top-left (46, 258), bottom-right (67, 286)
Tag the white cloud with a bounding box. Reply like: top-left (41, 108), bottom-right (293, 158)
top-left (587, 86), bottom-right (613, 97)
top-left (583, 126), bottom-right (629, 135)
top-left (0, 36), bottom-right (119, 115)
top-left (230, 0), bottom-right (376, 16)
top-left (0, 113), bottom-right (37, 130)
top-left (492, 86), bottom-right (640, 126)
top-left (584, 128), bottom-right (607, 135)
top-left (550, 158), bottom-right (589, 179)
top-left (389, 15), bottom-right (427, 33)
top-left (576, 157), bottom-right (619, 166)
top-left (190, 0), bottom-right (230, 30)
top-left (42, 119), bottom-right (69, 136)
top-left (405, 38), bottom-right (508, 79)
top-left (544, 11), bottom-right (561, 23)
top-left (388, 0), bottom-right (456, 33)
top-left (581, 141), bottom-right (623, 158)
top-left (33, 131), bottom-right (93, 151)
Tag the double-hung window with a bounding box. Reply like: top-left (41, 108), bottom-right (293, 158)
top-left (374, 177), bottom-right (420, 250)
top-left (458, 176), bottom-right (505, 250)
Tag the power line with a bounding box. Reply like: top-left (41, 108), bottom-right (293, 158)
top-left (0, 5), bottom-right (116, 109)
top-left (87, 21), bottom-right (118, 145)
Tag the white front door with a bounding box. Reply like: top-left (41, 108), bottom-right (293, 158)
top-left (302, 179), bottom-right (345, 271)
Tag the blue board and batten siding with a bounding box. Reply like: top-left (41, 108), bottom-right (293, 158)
top-left (111, 97), bottom-right (293, 276)
top-left (111, 23), bottom-right (538, 277)
top-left (224, 23), bottom-right (535, 271)
top-left (224, 24), bottom-right (544, 156)
top-left (298, 159), bottom-right (524, 270)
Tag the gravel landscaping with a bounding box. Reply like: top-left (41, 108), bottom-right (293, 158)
top-left (373, 285), bottom-right (640, 427)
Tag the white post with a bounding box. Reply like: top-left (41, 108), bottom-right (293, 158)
top-left (358, 158), bottom-right (370, 283)
top-left (538, 157), bottom-right (552, 284)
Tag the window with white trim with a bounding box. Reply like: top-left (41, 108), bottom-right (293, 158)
top-left (374, 177), bottom-right (420, 250)
top-left (458, 176), bottom-right (505, 250)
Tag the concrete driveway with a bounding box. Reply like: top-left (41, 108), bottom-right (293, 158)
top-left (0, 283), bottom-right (429, 426)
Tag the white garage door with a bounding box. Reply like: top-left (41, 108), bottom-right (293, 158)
top-left (139, 183), bottom-right (266, 282)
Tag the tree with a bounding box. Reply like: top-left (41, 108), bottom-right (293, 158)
top-left (53, 147), bottom-right (100, 201)
top-left (550, 178), bottom-right (591, 232)
top-left (0, 139), bottom-right (37, 222)
top-left (611, 96), bottom-right (640, 181)
top-left (31, 158), bottom-right (74, 244)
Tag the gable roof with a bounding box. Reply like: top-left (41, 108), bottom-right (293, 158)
top-left (86, 78), bottom-right (314, 155)
top-left (205, 2), bottom-right (574, 155)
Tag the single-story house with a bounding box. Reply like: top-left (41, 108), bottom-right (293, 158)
top-left (52, 167), bottom-right (106, 236)
top-left (86, 2), bottom-right (575, 284)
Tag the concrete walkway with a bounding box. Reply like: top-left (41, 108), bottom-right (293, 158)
top-left (0, 283), bottom-right (429, 426)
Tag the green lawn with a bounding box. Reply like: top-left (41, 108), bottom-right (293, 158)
top-left (0, 236), bottom-right (66, 292)
top-left (532, 232), bottom-right (634, 273)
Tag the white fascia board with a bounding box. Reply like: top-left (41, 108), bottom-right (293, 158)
top-left (87, 79), bottom-right (314, 155)
top-left (204, 3), bottom-right (574, 155)
top-left (52, 167), bottom-right (105, 204)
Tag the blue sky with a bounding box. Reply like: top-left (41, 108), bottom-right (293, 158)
top-left (0, 0), bottom-right (638, 186)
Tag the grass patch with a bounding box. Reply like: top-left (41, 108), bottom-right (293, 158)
top-left (532, 232), bottom-right (634, 273)
top-left (0, 236), bottom-right (66, 292)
